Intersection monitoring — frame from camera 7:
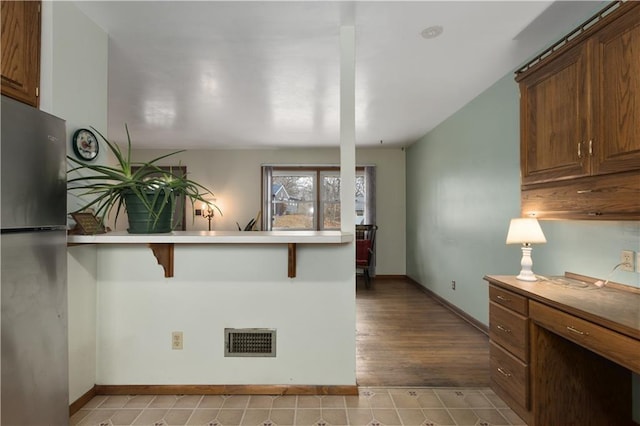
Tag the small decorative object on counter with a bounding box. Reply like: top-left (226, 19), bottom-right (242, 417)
top-left (69, 212), bottom-right (106, 235)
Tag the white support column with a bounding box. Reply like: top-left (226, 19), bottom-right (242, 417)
top-left (340, 25), bottom-right (356, 232)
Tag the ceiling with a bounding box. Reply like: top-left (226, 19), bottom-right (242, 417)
top-left (74, 1), bottom-right (601, 150)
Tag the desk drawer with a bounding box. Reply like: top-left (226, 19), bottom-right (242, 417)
top-left (530, 300), bottom-right (640, 374)
top-left (489, 284), bottom-right (528, 315)
top-left (490, 341), bottom-right (529, 409)
top-left (490, 302), bottom-right (528, 362)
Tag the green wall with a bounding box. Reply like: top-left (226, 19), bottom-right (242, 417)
top-left (406, 69), bottom-right (640, 422)
top-left (406, 73), bottom-right (640, 326)
top-left (406, 73), bottom-right (521, 324)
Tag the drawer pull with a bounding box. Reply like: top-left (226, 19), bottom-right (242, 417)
top-left (496, 295), bottom-right (510, 302)
top-left (567, 326), bottom-right (589, 336)
top-left (497, 367), bottom-right (512, 378)
top-left (496, 324), bottom-right (512, 333)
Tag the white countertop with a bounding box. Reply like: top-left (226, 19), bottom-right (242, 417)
top-left (68, 230), bottom-right (354, 244)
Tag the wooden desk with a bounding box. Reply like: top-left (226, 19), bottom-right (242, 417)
top-left (484, 273), bottom-right (640, 425)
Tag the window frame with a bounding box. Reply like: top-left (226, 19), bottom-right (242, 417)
top-left (265, 166), bottom-right (365, 231)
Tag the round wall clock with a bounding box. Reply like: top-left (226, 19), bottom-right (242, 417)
top-left (72, 128), bottom-right (99, 160)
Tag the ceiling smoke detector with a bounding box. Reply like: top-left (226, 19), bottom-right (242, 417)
top-left (421, 25), bottom-right (444, 39)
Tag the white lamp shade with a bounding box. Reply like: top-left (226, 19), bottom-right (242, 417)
top-left (506, 218), bottom-right (547, 245)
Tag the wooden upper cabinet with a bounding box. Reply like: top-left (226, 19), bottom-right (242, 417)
top-left (1, 0), bottom-right (41, 107)
top-left (592, 7), bottom-right (640, 175)
top-left (517, 2), bottom-right (640, 220)
top-left (519, 43), bottom-right (591, 186)
top-left (518, 2), bottom-right (640, 187)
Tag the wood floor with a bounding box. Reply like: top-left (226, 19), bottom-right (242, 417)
top-left (356, 278), bottom-right (490, 387)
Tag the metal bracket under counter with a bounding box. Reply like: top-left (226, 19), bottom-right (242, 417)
top-left (68, 230), bottom-right (353, 279)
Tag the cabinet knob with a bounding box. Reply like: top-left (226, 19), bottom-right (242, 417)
top-left (578, 142), bottom-right (583, 159)
top-left (588, 139), bottom-right (593, 156)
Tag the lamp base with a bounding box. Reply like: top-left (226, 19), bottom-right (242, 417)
top-left (516, 271), bottom-right (538, 282)
top-left (516, 245), bottom-right (538, 282)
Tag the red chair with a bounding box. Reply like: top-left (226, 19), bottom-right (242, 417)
top-left (355, 225), bottom-right (377, 288)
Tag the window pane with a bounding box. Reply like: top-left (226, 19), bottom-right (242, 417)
top-left (322, 175), bottom-right (340, 229)
top-left (319, 173), bottom-right (366, 229)
top-left (272, 175), bottom-right (315, 230)
top-left (355, 175), bottom-right (366, 225)
top-left (323, 202), bottom-right (341, 229)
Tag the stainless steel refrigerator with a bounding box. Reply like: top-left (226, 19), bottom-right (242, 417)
top-left (1, 95), bottom-right (69, 425)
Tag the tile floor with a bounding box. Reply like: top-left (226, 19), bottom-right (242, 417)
top-left (71, 387), bottom-right (527, 426)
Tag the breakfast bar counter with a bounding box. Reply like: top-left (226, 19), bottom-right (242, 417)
top-left (66, 229), bottom-right (358, 390)
top-left (67, 230), bottom-right (353, 244)
top-left (68, 230), bottom-right (353, 278)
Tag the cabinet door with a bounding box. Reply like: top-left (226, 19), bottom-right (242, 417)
top-left (592, 5), bottom-right (640, 175)
top-left (1, 1), bottom-right (41, 107)
top-left (519, 43), bottom-right (591, 186)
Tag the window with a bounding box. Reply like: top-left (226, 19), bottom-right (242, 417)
top-left (262, 166), bottom-right (372, 231)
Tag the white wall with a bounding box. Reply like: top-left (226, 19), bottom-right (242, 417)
top-left (94, 243), bottom-right (355, 385)
top-left (40, 1), bottom-right (108, 404)
top-left (130, 147), bottom-right (406, 275)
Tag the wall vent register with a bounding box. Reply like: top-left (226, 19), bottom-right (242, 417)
top-left (224, 328), bottom-right (276, 357)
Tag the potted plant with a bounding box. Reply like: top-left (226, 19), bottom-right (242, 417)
top-left (68, 125), bottom-right (220, 233)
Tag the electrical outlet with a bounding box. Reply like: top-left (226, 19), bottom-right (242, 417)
top-left (451, 280), bottom-right (456, 290)
top-left (172, 331), bottom-right (183, 350)
top-left (620, 250), bottom-right (635, 272)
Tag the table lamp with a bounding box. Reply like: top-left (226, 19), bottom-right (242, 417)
top-left (506, 218), bottom-right (547, 281)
